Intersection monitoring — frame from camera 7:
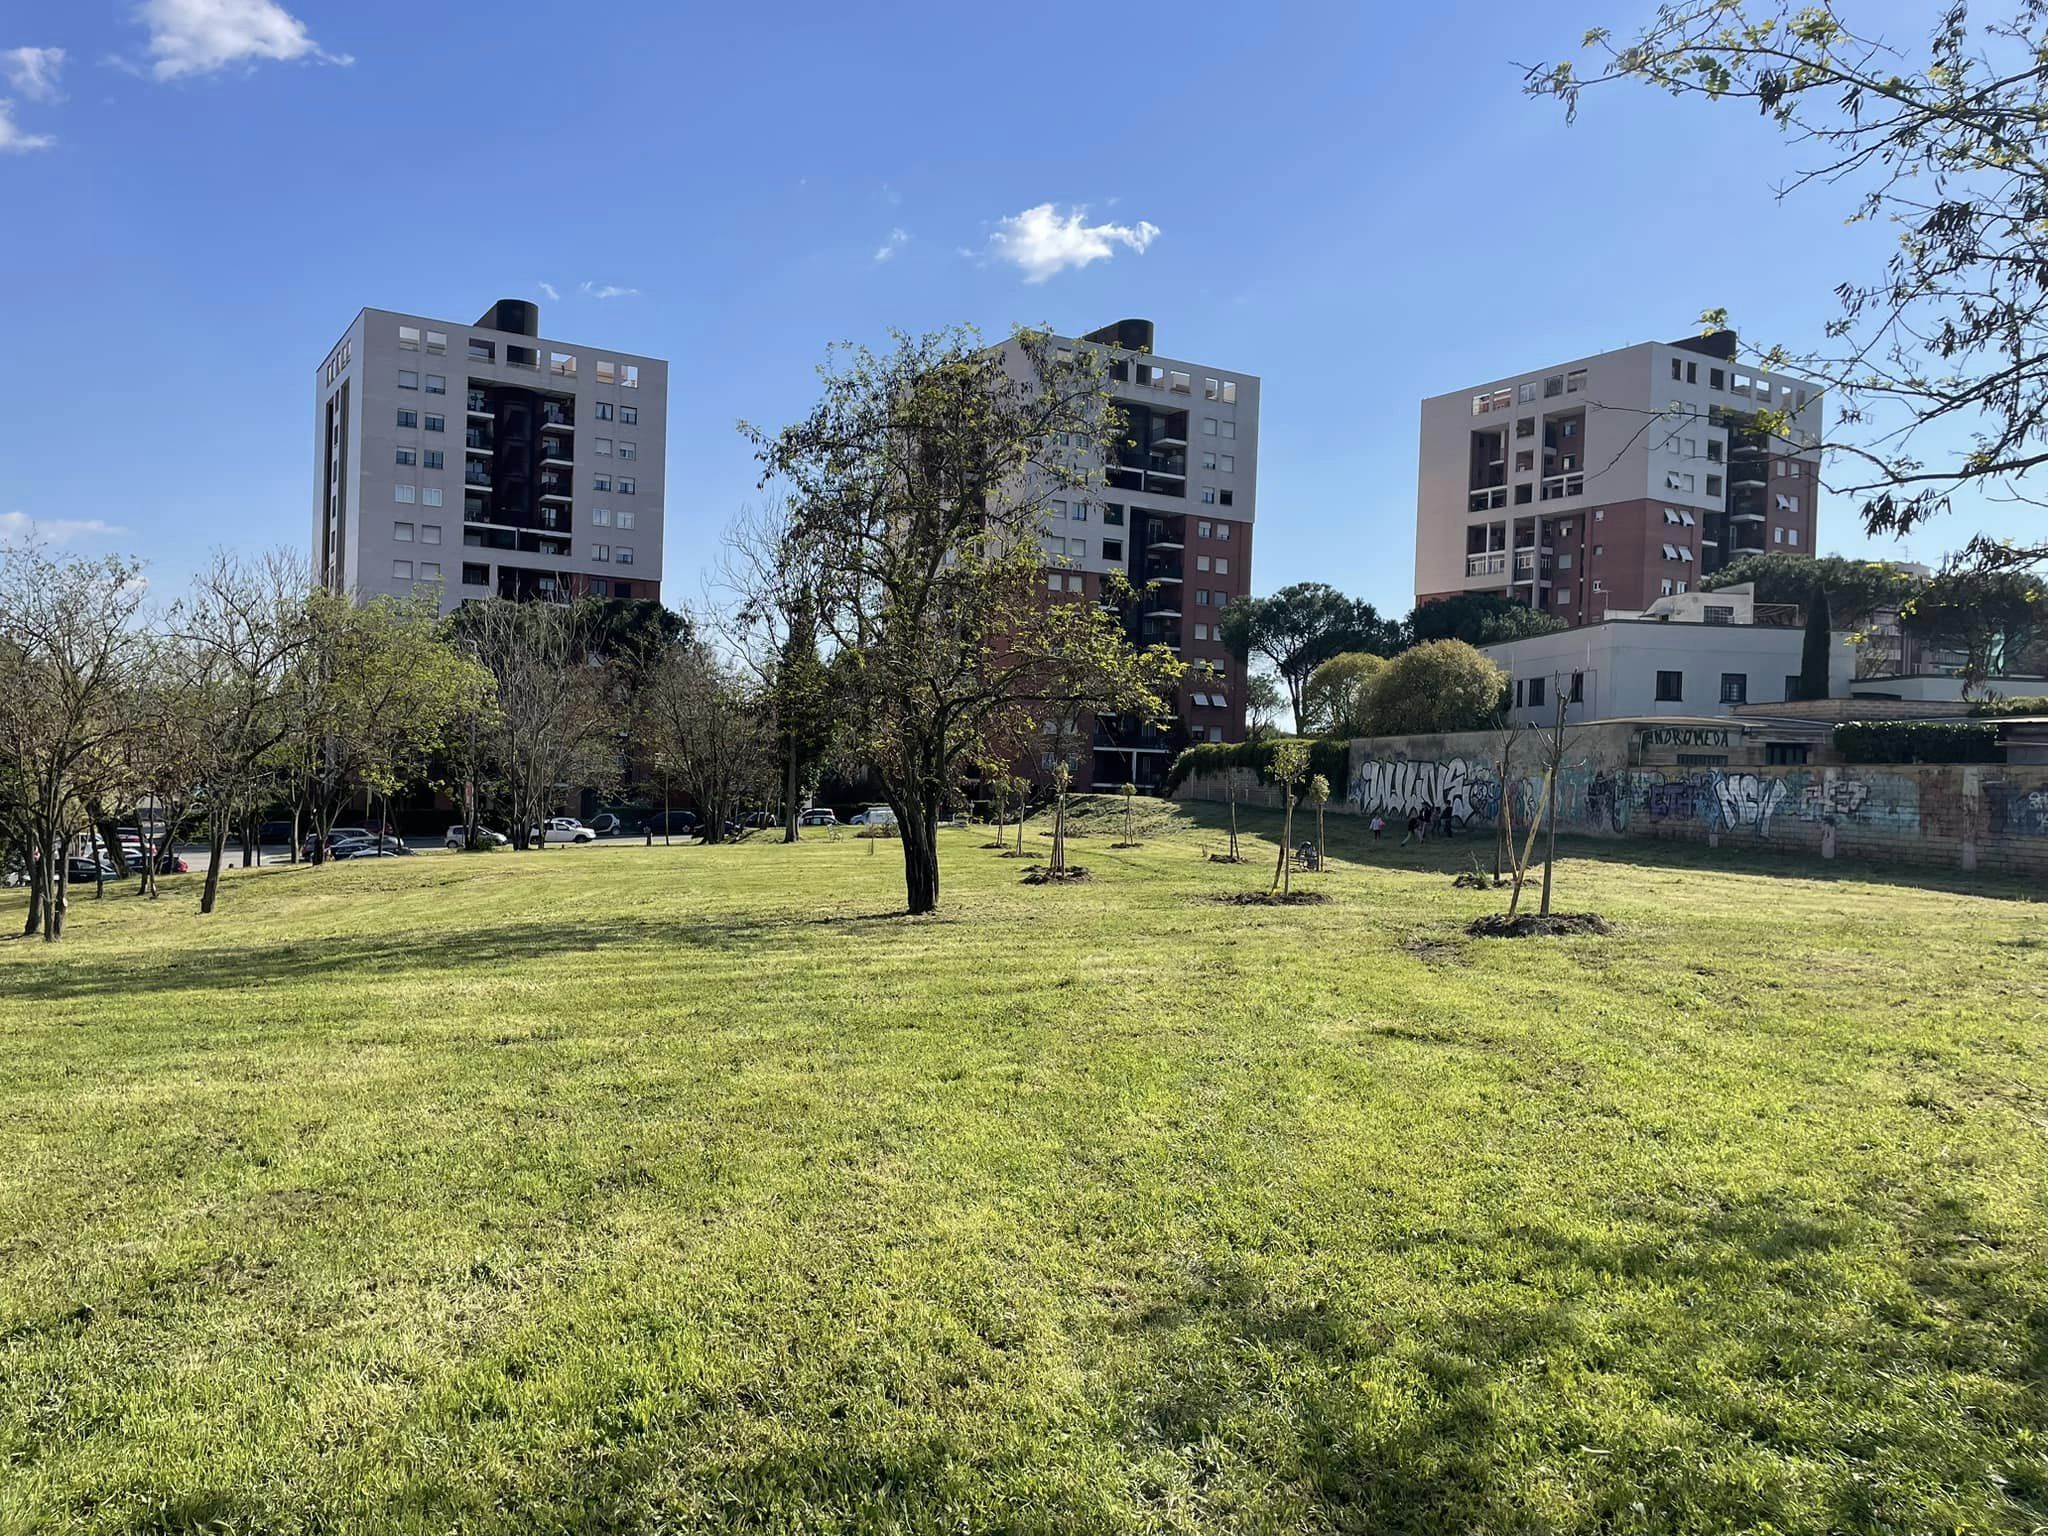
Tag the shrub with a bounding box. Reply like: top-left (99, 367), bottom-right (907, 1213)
top-left (1165, 737), bottom-right (1349, 796)
top-left (1833, 720), bottom-right (2003, 763)
top-left (1969, 695), bottom-right (2048, 717)
top-left (1365, 641), bottom-right (1508, 735)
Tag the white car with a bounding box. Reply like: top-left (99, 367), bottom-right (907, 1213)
top-left (531, 817), bottom-right (597, 845)
top-left (445, 825), bottom-right (510, 850)
top-left (850, 805), bottom-right (897, 828)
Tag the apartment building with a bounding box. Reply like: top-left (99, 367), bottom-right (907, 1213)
top-left (1414, 330), bottom-right (1820, 625)
top-left (1018, 319), bottom-right (1259, 790)
top-left (315, 300), bottom-right (666, 613)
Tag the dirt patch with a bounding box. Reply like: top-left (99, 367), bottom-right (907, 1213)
top-left (1465, 912), bottom-right (1612, 939)
top-left (1215, 890), bottom-right (1332, 907)
top-left (1022, 865), bottom-right (1092, 885)
top-left (997, 849), bottom-right (1042, 860)
top-left (1452, 871), bottom-right (1505, 890)
top-left (1402, 938), bottom-right (1468, 966)
top-left (1109, 841), bottom-right (1144, 850)
top-left (1207, 853), bottom-right (1249, 864)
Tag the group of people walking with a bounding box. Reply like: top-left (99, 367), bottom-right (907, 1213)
top-left (1368, 801), bottom-right (1458, 845)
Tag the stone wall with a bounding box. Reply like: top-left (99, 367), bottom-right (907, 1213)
top-left (1174, 726), bottom-right (2048, 877)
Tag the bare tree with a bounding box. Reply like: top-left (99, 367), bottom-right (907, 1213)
top-left (636, 640), bottom-right (773, 845)
top-left (0, 543), bottom-right (149, 941)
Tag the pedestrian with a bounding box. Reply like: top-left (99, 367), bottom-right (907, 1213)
top-left (1370, 814), bottom-right (1386, 840)
top-left (1418, 803), bottom-right (1434, 842)
top-left (1401, 811), bottom-right (1420, 847)
top-left (1439, 801), bottom-right (1455, 837)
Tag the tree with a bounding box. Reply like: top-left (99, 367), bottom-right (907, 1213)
top-left (1701, 553), bottom-right (1918, 629)
top-left (1049, 762), bottom-right (1074, 874)
top-left (1799, 585), bottom-right (1834, 702)
top-left (456, 600), bottom-right (617, 851)
top-left (0, 543), bottom-right (149, 941)
top-left (749, 326), bottom-right (1180, 915)
top-left (1299, 652), bottom-right (1385, 738)
top-left (1220, 583), bottom-right (1402, 728)
top-left (1307, 772), bottom-right (1331, 872)
top-left (1406, 593), bottom-right (1568, 649)
top-left (1120, 779), bottom-right (1137, 843)
top-left (1365, 641), bottom-right (1509, 736)
top-left (1244, 672), bottom-right (1286, 738)
top-left (1267, 740), bottom-right (1310, 896)
top-left (1527, 2), bottom-right (2048, 578)
top-left (636, 640), bottom-right (772, 846)
top-left (1900, 566), bottom-right (2046, 682)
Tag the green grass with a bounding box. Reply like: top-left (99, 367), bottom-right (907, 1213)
top-left (1, 799), bottom-right (2044, 1534)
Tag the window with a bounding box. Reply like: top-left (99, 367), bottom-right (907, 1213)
top-left (596, 360), bottom-right (615, 385)
top-left (398, 370), bottom-right (419, 390)
top-left (1706, 475), bottom-right (1722, 497)
top-left (1671, 358), bottom-right (1682, 381)
top-left (1544, 374), bottom-right (1564, 397)
top-left (1193, 623), bottom-right (1209, 640)
top-left (1570, 671), bottom-right (1584, 703)
top-left (393, 521), bottom-right (415, 541)
top-left (424, 414), bottom-right (444, 432)
top-left (1774, 527), bottom-right (1784, 545)
top-left (1046, 574), bottom-right (1062, 593)
top-left (616, 546), bottom-right (634, 565)
top-left (617, 478), bottom-right (635, 494)
top-left (620, 405), bottom-right (637, 426)
top-left (1720, 673), bottom-right (1748, 704)
top-left (1219, 489), bottom-right (1233, 507)
top-left (1707, 439), bottom-right (1723, 463)
top-left (463, 562), bottom-right (489, 586)
top-left (1214, 523), bottom-right (1230, 540)
top-left (1215, 557), bottom-right (1229, 575)
top-left (1195, 589), bottom-right (1211, 607)
top-left (1102, 538), bottom-right (1122, 561)
top-left (550, 351), bottom-right (576, 377)
top-left (469, 339), bottom-right (495, 362)
top-left (1655, 670), bottom-right (1683, 701)
top-left (1220, 420), bottom-right (1235, 440)
top-left (392, 559), bottom-right (412, 580)
top-left (1205, 377), bottom-right (1220, 400)
top-left (1789, 460), bottom-right (1802, 479)
top-left (396, 447), bottom-right (418, 466)
top-left (1664, 508), bottom-right (1680, 525)
top-left (616, 509), bottom-right (635, 530)
top-left (592, 507), bottom-right (613, 526)
top-left (1704, 604), bottom-right (1733, 625)
top-left (1201, 451), bottom-right (1217, 471)
top-left (1068, 573), bottom-right (1084, 592)
top-left (1201, 488), bottom-right (1216, 505)
top-left (420, 524), bottom-right (441, 543)
top-left (1196, 554), bottom-right (1211, 572)
top-left (1197, 520), bottom-right (1212, 538)
top-left (1687, 361), bottom-right (1698, 384)
top-left (1528, 677), bottom-right (1547, 708)
top-left (594, 402), bottom-right (614, 421)
top-left (1222, 381), bottom-right (1237, 404)
top-left (1660, 578), bottom-right (1675, 596)
top-left (417, 450), bottom-right (441, 471)
top-left (592, 544), bottom-right (610, 562)
top-left (425, 330), bottom-right (446, 353)
top-left (620, 365), bottom-right (639, 388)
top-left (1786, 527), bottom-right (1799, 547)
top-left (421, 488), bottom-right (444, 507)
top-left (589, 577), bottom-right (611, 598)
top-left (418, 561), bottom-right (442, 580)
top-left (1168, 371), bottom-right (1191, 394)
top-left (398, 325), bottom-right (420, 350)
top-left (1516, 416), bottom-right (1535, 439)
top-left (595, 438), bottom-right (612, 455)
top-left (1514, 484), bottom-right (1534, 505)
top-left (1662, 542), bottom-right (1679, 559)
top-left (1565, 369), bottom-right (1586, 393)
top-left (1068, 540), bottom-right (1085, 560)
top-left (396, 409), bottom-right (418, 429)
top-left (423, 374), bottom-right (446, 396)
top-left (1766, 742), bottom-right (1811, 766)
top-left (1709, 368), bottom-right (1724, 390)
top-left (1202, 417), bottom-right (1218, 436)
top-left (394, 484), bottom-right (416, 504)
top-left (617, 441), bottom-right (636, 461)
top-left (593, 474), bottom-right (611, 492)
top-left (1591, 579), bottom-right (1605, 593)
top-left (1514, 450), bottom-right (1534, 473)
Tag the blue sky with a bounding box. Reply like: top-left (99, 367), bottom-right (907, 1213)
top-left (0, 0), bottom-right (2011, 618)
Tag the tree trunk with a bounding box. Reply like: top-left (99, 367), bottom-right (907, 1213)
top-left (200, 817), bottom-right (227, 915)
top-left (1541, 772), bottom-right (1559, 917)
top-left (783, 745), bottom-right (800, 843)
top-left (1318, 804), bottom-right (1327, 870)
top-left (897, 794), bottom-right (940, 915)
top-left (1272, 798), bottom-right (1292, 894)
top-left (241, 814), bottom-right (255, 869)
top-left (46, 844), bottom-right (67, 941)
top-left (95, 809), bottom-right (129, 879)
top-left (24, 863), bottom-right (44, 937)
top-left (1228, 785), bottom-right (1240, 860)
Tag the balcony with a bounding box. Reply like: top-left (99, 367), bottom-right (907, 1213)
top-left (1465, 552), bottom-right (1507, 578)
top-left (1146, 535), bottom-right (1185, 552)
top-left (1469, 487), bottom-right (1507, 512)
top-left (1539, 474), bottom-right (1584, 501)
top-left (1729, 508), bottom-right (1766, 523)
top-left (466, 396), bottom-right (491, 418)
top-left (463, 466), bottom-right (492, 489)
top-left (464, 431), bottom-right (493, 453)
top-left (541, 408), bottom-right (575, 430)
top-left (538, 441), bottom-right (573, 465)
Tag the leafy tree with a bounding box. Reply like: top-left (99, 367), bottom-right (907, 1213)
top-left (1406, 593), bottom-right (1567, 649)
top-left (749, 326), bottom-right (1180, 915)
top-left (1220, 583), bottom-right (1402, 727)
top-left (1120, 779), bottom-right (1137, 844)
top-left (1702, 553), bottom-right (1918, 630)
top-left (1299, 651), bottom-right (1385, 738)
top-left (1527, 2), bottom-right (2048, 577)
top-left (1267, 740), bottom-right (1310, 896)
top-left (1307, 772), bottom-right (1331, 872)
top-left (1799, 585), bottom-right (1834, 702)
top-left (1900, 566), bottom-right (2045, 682)
top-left (1049, 762), bottom-right (1074, 874)
top-left (1365, 641), bottom-right (1509, 736)
top-left (1244, 671), bottom-right (1286, 737)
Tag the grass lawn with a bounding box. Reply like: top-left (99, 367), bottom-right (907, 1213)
top-left (1, 799), bottom-right (2044, 1534)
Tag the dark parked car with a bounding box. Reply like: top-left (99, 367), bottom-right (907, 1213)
top-left (258, 819), bottom-right (294, 844)
top-left (66, 856), bottom-right (116, 885)
top-left (645, 810), bottom-right (699, 836)
top-left (741, 810), bottom-right (777, 829)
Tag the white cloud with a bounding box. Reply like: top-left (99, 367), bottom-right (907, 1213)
top-left (137, 0), bottom-right (350, 81)
top-left (580, 281), bottom-right (639, 300)
top-left (986, 203), bottom-right (1159, 284)
top-left (0, 101), bottom-right (53, 153)
top-left (0, 511), bottom-right (124, 544)
top-left (3, 46), bottom-right (65, 102)
top-left (873, 228), bottom-right (909, 263)
top-left (537, 280), bottom-right (560, 301)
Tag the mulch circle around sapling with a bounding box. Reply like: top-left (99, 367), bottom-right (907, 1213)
top-left (1452, 871), bottom-right (1506, 890)
top-left (998, 849), bottom-right (1043, 860)
top-left (1215, 890), bottom-right (1332, 907)
top-left (1206, 853), bottom-right (1248, 864)
top-left (1465, 912), bottom-right (1612, 938)
top-left (1109, 841), bottom-right (1144, 850)
top-left (1022, 865), bottom-right (1092, 884)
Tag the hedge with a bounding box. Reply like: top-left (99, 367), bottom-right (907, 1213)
top-left (1833, 720), bottom-right (2003, 764)
top-left (1165, 737), bottom-right (1351, 796)
top-left (1969, 695), bottom-right (2048, 717)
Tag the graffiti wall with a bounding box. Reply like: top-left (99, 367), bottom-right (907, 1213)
top-left (1176, 729), bottom-right (2048, 876)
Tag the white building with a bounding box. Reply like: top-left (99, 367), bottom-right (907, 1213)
top-left (1484, 587), bottom-right (1854, 724)
top-left (315, 299), bottom-right (667, 613)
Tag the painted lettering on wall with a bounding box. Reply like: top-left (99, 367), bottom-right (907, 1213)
top-left (1640, 727), bottom-right (1731, 749)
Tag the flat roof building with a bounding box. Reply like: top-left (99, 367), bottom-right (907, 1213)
top-left (315, 300), bottom-right (666, 613)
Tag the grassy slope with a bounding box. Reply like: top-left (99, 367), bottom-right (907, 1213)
top-left (0, 801), bottom-right (2044, 1534)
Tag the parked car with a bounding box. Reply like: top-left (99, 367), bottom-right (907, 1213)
top-left (588, 812), bottom-right (625, 837)
top-left (66, 856), bottom-right (116, 885)
top-left (338, 842), bottom-right (414, 859)
top-left (258, 819), bottom-right (294, 845)
top-left (444, 824), bottom-right (511, 850)
top-left (645, 810), bottom-right (700, 836)
top-left (850, 806), bottom-right (898, 828)
top-left (304, 827), bottom-right (373, 860)
top-left (798, 808), bottom-right (840, 827)
top-left (742, 810), bottom-right (777, 829)
top-left (531, 817), bottom-right (598, 845)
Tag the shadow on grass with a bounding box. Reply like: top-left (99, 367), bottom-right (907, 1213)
top-left (1168, 798), bottom-right (2045, 903)
top-left (4, 908), bottom-right (925, 1005)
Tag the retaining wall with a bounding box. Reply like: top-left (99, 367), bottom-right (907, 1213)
top-left (1175, 726), bottom-right (2048, 877)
